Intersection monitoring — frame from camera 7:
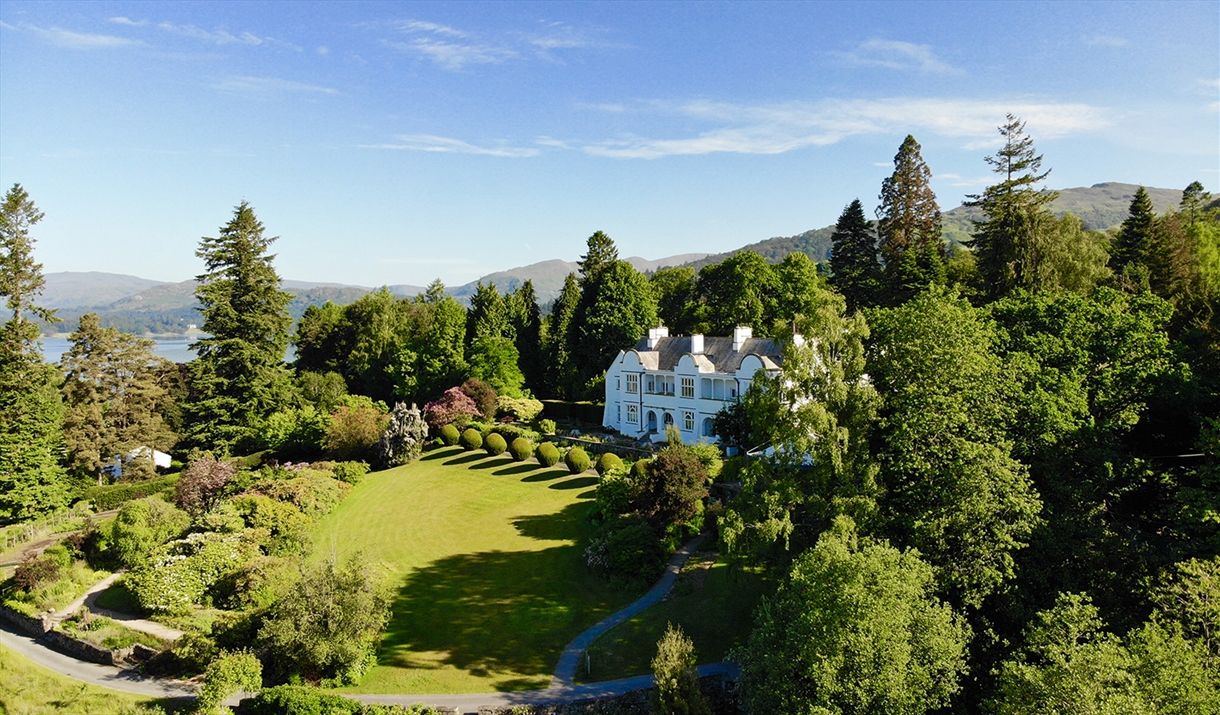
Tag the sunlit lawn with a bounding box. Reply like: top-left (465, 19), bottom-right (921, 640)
top-left (311, 445), bottom-right (639, 694)
top-left (0, 643), bottom-right (184, 714)
top-left (577, 558), bottom-right (769, 683)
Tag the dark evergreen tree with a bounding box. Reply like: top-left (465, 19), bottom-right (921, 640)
top-left (577, 230), bottom-right (619, 284)
top-left (506, 280), bottom-right (543, 394)
top-left (573, 260), bottom-right (658, 397)
top-left (876, 136), bottom-right (945, 305)
top-left (184, 202), bottom-right (296, 451)
top-left (543, 272), bottom-right (580, 399)
top-left (965, 115), bottom-right (1059, 300)
top-left (1110, 186), bottom-right (1156, 289)
top-left (1179, 181), bottom-right (1211, 227)
top-left (0, 184), bottom-right (68, 519)
top-left (466, 282), bottom-right (508, 345)
top-left (828, 199), bottom-right (881, 312)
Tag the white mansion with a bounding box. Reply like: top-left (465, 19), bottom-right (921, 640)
top-left (602, 325), bottom-right (784, 444)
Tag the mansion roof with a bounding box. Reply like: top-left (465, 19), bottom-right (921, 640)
top-left (630, 335), bottom-right (783, 373)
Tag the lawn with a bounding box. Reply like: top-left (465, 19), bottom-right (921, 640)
top-left (577, 556), bottom-right (769, 683)
top-left (311, 445), bottom-right (640, 694)
top-left (0, 644), bottom-right (182, 714)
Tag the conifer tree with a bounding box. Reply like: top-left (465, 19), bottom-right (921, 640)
top-left (467, 282), bottom-right (508, 344)
top-left (506, 280), bottom-right (543, 393)
top-left (544, 273), bottom-right (581, 399)
top-left (828, 199), bottom-right (881, 311)
top-left (1110, 187), bottom-right (1157, 289)
top-left (1179, 181), bottom-right (1212, 227)
top-left (876, 136), bottom-right (945, 305)
top-left (61, 313), bottom-right (176, 483)
top-left (0, 184), bottom-right (68, 519)
top-left (966, 115), bottom-right (1059, 300)
top-left (184, 202), bottom-right (295, 451)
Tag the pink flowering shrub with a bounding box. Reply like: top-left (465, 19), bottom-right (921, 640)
top-left (424, 387), bottom-right (480, 431)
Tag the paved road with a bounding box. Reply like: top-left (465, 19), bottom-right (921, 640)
top-left (551, 534), bottom-right (705, 687)
top-left (0, 619), bottom-right (196, 700)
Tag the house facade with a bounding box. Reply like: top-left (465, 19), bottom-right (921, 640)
top-left (602, 325), bottom-right (784, 444)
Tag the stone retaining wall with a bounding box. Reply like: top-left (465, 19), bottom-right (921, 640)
top-left (42, 628), bottom-right (115, 665)
top-left (0, 603), bottom-right (51, 637)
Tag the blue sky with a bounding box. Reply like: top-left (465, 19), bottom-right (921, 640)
top-left (1, 1), bottom-right (1217, 288)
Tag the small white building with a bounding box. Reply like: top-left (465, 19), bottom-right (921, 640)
top-left (602, 325), bottom-right (784, 444)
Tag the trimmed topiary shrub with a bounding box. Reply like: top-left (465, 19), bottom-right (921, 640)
top-left (484, 432), bottom-right (507, 456)
top-left (440, 423), bottom-right (461, 446)
top-left (509, 437), bottom-right (533, 462)
top-left (595, 452), bottom-right (623, 476)
top-left (631, 458), bottom-right (652, 480)
top-left (566, 447), bottom-right (591, 474)
top-left (536, 442), bottom-right (561, 468)
top-left (460, 428), bottom-right (483, 451)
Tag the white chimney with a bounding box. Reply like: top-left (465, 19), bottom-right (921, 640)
top-left (732, 325), bottom-right (752, 351)
top-left (690, 334), bottom-right (704, 355)
top-left (647, 325), bottom-right (669, 349)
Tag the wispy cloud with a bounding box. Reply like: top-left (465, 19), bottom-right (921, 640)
top-left (578, 98), bottom-right (1108, 159)
top-left (836, 40), bottom-right (963, 75)
top-left (525, 21), bottom-right (622, 59)
top-left (362, 134), bottom-right (540, 157)
top-left (23, 24), bottom-right (138, 49)
top-left (109, 17), bottom-right (147, 27)
top-left (392, 20), bottom-right (468, 38)
top-left (212, 76), bottom-right (338, 95)
top-left (1083, 34), bottom-right (1127, 47)
top-left (382, 20), bottom-right (515, 70)
top-left (157, 22), bottom-right (300, 51)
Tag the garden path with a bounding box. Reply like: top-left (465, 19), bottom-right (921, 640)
top-left (50, 572), bottom-right (185, 641)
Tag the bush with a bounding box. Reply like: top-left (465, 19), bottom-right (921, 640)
top-left (257, 405), bottom-right (328, 457)
top-left (127, 531), bottom-right (260, 613)
top-left (377, 403), bottom-right (429, 467)
top-left (232, 495), bottom-right (312, 557)
top-left (253, 472), bottom-right (349, 519)
top-left (324, 404), bottom-right (389, 461)
top-left (13, 552), bottom-right (61, 591)
top-left (489, 423), bottom-right (542, 443)
top-left (652, 623), bottom-right (710, 715)
top-left (197, 650), bottom-right (262, 714)
top-left (636, 445), bottom-right (709, 533)
top-left (331, 461), bottom-right (370, 485)
top-left (595, 452), bottom-right (623, 476)
top-left (631, 459), bottom-right (651, 479)
top-left (497, 396), bottom-right (545, 422)
top-left (484, 433), bottom-right (507, 456)
top-left (565, 447), bottom-right (591, 474)
top-left (536, 442), bottom-right (561, 468)
top-left (258, 555), bottom-right (392, 685)
top-left (440, 424), bottom-right (461, 446)
top-left (176, 455), bottom-right (238, 516)
top-left (111, 496), bottom-right (191, 568)
top-left (461, 378), bottom-right (500, 421)
top-left (246, 685), bottom-right (361, 715)
top-left (596, 467), bottom-right (635, 518)
top-left (423, 387), bottom-right (480, 431)
top-left (539, 419), bottom-right (557, 435)
top-left (687, 443), bottom-right (723, 481)
top-left (509, 437), bottom-right (533, 462)
top-left (460, 428), bottom-right (483, 451)
top-left (585, 516), bottom-right (666, 590)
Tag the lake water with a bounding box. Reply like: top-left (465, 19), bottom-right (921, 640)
top-left (39, 338), bottom-right (296, 365)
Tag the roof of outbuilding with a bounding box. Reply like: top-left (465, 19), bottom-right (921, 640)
top-left (630, 335), bottom-right (784, 373)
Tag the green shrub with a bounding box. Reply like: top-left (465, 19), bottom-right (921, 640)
top-left (652, 623), bottom-right (710, 715)
top-left (489, 423), bottom-right (542, 443)
top-left (565, 447), bottom-right (591, 474)
top-left (331, 461), bottom-right (370, 485)
top-left (253, 472), bottom-right (350, 519)
top-left (83, 475), bottom-right (180, 511)
top-left (460, 428), bottom-right (483, 451)
top-left (497, 396), bottom-right (545, 422)
top-left (246, 685), bottom-right (361, 715)
top-left (595, 452), bottom-right (623, 476)
top-left (127, 531), bottom-right (260, 613)
top-left (631, 458), bottom-right (652, 480)
top-left (688, 442), bottom-right (723, 481)
top-left (539, 419), bottom-right (557, 435)
top-left (111, 496), bottom-right (191, 569)
top-left (509, 437), bottom-right (533, 462)
top-left (440, 424), bottom-right (461, 446)
top-left (536, 442), bottom-right (560, 468)
top-left (484, 432), bottom-right (508, 456)
top-left (232, 495), bottom-right (312, 557)
top-left (197, 650), bottom-right (263, 714)
top-left (585, 516), bottom-right (666, 590)
top-left (596, 467), bottom-right (635, 518)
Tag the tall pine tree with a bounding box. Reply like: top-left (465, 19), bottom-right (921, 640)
top-left (184, 202), bottom-right (295, 451)
top-left (876, 136), bottom-right (945, 305)
top-left (0, 184), bottom-right (69, 519)
top-left (1110, 187), bottom-right (1157, 290)
top-left (828, 199), bottom-right (881, 312)
top-left (966, 115), bottom-right (1059, 300)
top-left (544, 273), bottom-right (581, 399)
top-left (506, 280), bottom-right (543, 394)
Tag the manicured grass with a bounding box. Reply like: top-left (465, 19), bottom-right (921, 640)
top-left (0, 643), bottom-right (182, 714)
top-left (311, 445), bottom-right (638, 694)
top-left (577, 557), bottom-right (770, 683)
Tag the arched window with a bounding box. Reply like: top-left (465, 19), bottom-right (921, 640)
top-left (663, 412), bottom-right (674, 428)
top-left (647, 411), bottom-right (658, 433)
top-left (702, 417), bottom-right (714, 437)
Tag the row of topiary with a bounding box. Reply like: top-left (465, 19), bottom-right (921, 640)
top-left (439, 423), bottom-right (632, 476)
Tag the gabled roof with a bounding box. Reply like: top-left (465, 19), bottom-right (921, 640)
top-left (630, 335), bottom-right (783, 373)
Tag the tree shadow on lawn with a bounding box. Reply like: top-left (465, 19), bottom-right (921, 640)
top-left (493, 462), bottom-right (542, 477)
top-left (378, 502), bottom-right (637, 692)
top-left (550, 476), bottom-right (598, 491)
top-left (520, 467), bottom-right (573, 483)
top-left (422, 446), bottom-right (463, 461)
top-left (470, 456), bottom-right (516, 470)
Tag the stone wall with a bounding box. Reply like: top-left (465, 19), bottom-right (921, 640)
top-left (43, 629), bottom-right (115, 665)
top-left (0, 604), bottom-right (51, 637)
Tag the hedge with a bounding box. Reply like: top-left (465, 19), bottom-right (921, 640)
top-left (83, 475), bottom-right (180, 511)
top-left (440, 424), bottom-right (461, 446)
top-left (509, 437), bottom-right (533, 462)
top-left (540, 400), bottom-right (606, 425)
top-left (536, 442), bottom-right (561, 468)
top-left (484, 433), bottom-right (507, 456)
top-left (565, 447), bottom-right (591, 474)
top-left (460, 429), bottom-right (483, 451)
